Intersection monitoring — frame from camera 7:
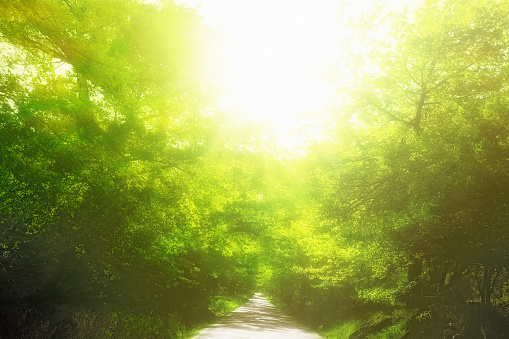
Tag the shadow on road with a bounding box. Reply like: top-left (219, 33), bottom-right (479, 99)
top-left (194, 293), bottom-right (321, 338)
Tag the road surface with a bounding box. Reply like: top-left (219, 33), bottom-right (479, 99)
top-left (193, 293), bottom-right (322, 339)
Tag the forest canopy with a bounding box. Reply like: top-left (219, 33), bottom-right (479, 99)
top-left (1, 0), bottom-right (509, 338)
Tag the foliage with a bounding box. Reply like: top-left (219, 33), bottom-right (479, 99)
top-left (322, 319), bottom-right (361, 339)
top-left (0, 0), bottom-right (267, 337)
top-left (1, 0), bottom-right (509, 338)
top-left (262, 0), bottom-right (509, 337)
top-left (208, 295), bottom-right (249, 317)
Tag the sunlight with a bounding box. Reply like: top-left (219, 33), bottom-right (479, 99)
top-left (175, 0), bottom-right (422, 150)
top-left (196, 0), bottom-right (341, 141)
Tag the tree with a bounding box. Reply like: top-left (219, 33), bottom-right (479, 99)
top-left (290, 0), bottom-right (509, 336)
top-left (0, 1), bottom-right (227, 336)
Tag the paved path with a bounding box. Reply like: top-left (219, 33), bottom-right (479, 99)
top-left (193, 293), bottom-right (321, 339)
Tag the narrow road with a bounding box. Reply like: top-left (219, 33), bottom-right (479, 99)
top-left (193, 293), bottom-right (322, 339)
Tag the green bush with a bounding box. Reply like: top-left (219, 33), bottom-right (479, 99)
top-left (377, 320), bottom-right (407, 339)
top-left (321, 319), bottom-right (360, 338)
top-left (105, 310), bottom-right (185, 339)
top-left (208, 295), bottom-right (247, 317)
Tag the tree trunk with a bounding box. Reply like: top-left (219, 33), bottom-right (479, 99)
top-left (75, 71), bottom-right (102, 138)
top-left (481, 265), bottom-right (494, 306)
top-left (413, 89), bottom-right (427, 135)
top-left (459, 264), bottom-right (494, 338)
top-left (406, 257), bottom-right (423, 308)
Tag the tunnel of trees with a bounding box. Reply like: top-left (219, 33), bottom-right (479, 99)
top-left (1, 0), bottom-right (509, 338)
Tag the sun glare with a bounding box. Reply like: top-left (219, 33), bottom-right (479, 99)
top-left (174, 0), bottom-right (421, 151)
top-left (195, 0), bottom-right (341, 144)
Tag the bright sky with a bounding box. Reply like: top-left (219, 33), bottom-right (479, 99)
top-left (174, 0), bottom-right (421, 151)
top-left (197, 0), bottom-right (340, 130)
